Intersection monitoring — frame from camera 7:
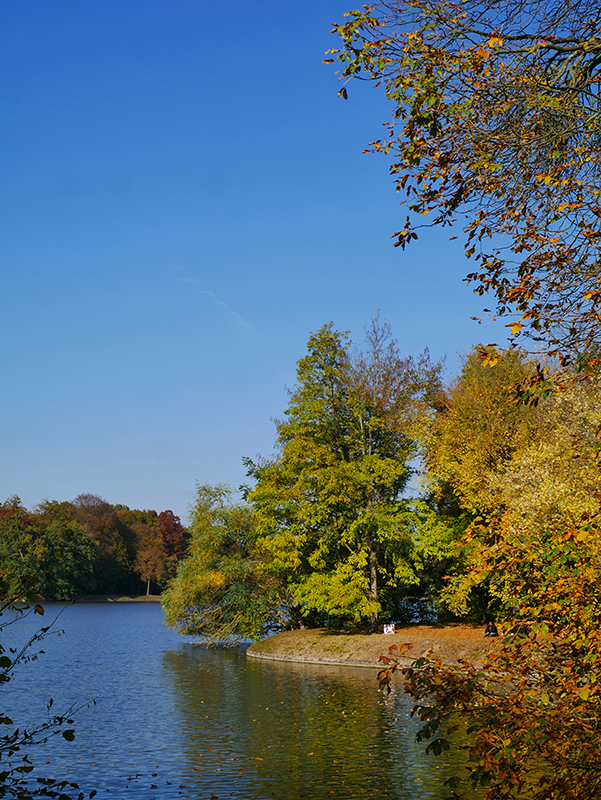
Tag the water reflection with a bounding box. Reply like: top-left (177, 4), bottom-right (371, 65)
top-left (161, 646), bottom-right (477, 799)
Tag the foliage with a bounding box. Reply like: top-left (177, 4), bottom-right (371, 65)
top-left (162, 485), bottom-right (283, 644)
top-left (329, 1), bottom-right (601, 359)
top-left (116, 506), bottom-right (187, 592)
top-left (377, 641), bottom-right (413, 692)
top-left (247, 318), bottom-right (446, 629)
top-left (72, 494), bottom-right (137, 595)
top-left (0, 495), bottom-right (188, 601)
top-left (132, 522), bottom-right (168, 595)
top-left (424, 348), bottom-right (601, 617)
top-left (495, 374), bottom-right (601, 528)
top-left (401, 520), bottom-right (601, 800)
top-left (378, 496), bottom-right (470, 621)
top-left (0, 499), bottom-right (98, 601)
top-left (425, 348), bottom-right (541, 515)
top-left (156, 510), bottom-right (187, 561)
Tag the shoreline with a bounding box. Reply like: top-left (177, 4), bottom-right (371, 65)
top-left (73, 594), bottom-right (163, 603)
top-left (246, 649), bottom-right (402, 669)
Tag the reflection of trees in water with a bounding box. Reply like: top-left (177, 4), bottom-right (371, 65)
top-left (161, 646), bottom-right (469, 799)
top-left (379, 690), bottom-right (481, 798)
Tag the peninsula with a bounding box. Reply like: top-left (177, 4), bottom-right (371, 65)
top-left (247, 623), bottom-right (493, 668)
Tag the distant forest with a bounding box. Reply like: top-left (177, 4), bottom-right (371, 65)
top-left (0, 494), bottom-right (188, 599)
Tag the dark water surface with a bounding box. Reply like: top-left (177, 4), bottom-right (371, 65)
top-left (3, 603), bottom-right (475, 799)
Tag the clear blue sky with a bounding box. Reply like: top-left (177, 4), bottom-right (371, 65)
top-left (0, 0), bottom-right (508, 521)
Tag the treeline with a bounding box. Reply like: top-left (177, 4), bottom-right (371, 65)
top-left (0, 494), bottom-right (187, 599)
top-left (162, 318), bottom-right (601, 642)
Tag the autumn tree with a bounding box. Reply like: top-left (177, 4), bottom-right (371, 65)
top-left (402, 520), bottom-right (601, 800)
top-left (72, 494), bottom-right (137, 594)
top-left (330, 1), bottom-right (601, 359)
top-left (426, 348), bottom-right (541, 515)
top-left (496, 375), bottom-right (601, 526)
top-left (247, 319), bottom-right (445, 630)
top-left (371, 348), bottom-right (601, 795)
top-left (156, 509), bottom-right (187, 581)
top-left (156, 510), bottom-right (187, 560)
top-left (130, 522), bottom-right (167, 595)
top-left (162, 485), bottom-right (282, 643)
top-left (116, 506), bottom-right (187, 592)
top-left (422, 348), bottom-right (601, 617)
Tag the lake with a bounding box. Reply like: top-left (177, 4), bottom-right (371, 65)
top-left (3, 603), bottom-right (477, 799)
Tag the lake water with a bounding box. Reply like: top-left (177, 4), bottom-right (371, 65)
top-left (3, 603), bottom-right (477, 799)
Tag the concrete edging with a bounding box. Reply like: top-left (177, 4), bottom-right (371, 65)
top-left (246, 649), bottom-right (415, 669)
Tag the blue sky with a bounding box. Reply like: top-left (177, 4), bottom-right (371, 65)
top-left (0, 0), bottom-right (508, 521)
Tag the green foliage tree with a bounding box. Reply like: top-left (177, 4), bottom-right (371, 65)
top-left (162, 485), bottom-right (283, 643)
top-left (329, 0), bottom-right (601, 360)
top-left (34, 500), bottom-right (98, 599)
top-left (0, 498), bottom-right (98, 601)
top-left (0, 498), bottom-right (44, 598)
top-left (247, 319), bottom-right (445, 630)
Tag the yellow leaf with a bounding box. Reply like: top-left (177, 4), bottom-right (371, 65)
top-left (482, 355), bottom-right (499, 367)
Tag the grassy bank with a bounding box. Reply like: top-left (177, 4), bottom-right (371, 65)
top-left (247, 624), bottom-right (495, 668)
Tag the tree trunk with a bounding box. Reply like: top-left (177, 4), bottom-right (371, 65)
top-left (146, 578), bottom-right (150, 596)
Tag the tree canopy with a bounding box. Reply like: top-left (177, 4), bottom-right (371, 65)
top-left (161, 485), bottom-right (283, 643)
top-left (330, 0), bottom-right (601, 359)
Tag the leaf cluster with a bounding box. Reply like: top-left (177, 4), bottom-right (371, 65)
top-left (331, 0), bottom-right (601, 360)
